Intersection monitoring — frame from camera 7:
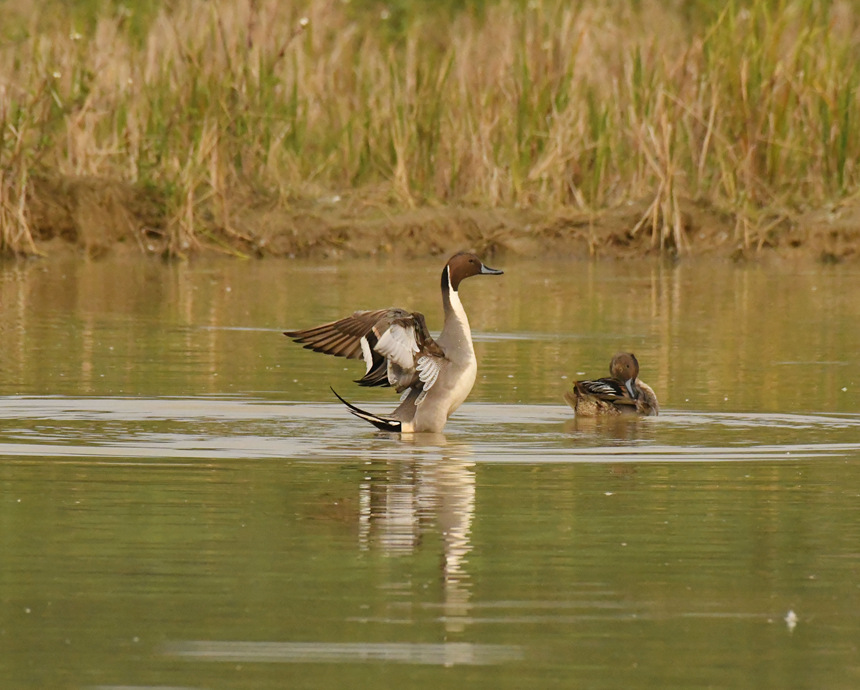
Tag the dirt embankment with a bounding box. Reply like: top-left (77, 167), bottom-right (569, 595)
top-left (21, 175), bottom-right (860, 262)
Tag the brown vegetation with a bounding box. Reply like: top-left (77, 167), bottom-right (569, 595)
top-left (4, 1), bottom-right (860, 261)
top-left (22, 177), bottom-right (860, 262)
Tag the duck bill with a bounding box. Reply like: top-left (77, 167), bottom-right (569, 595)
top-left (480, 264), bottom-right (504, 275)
top-left (624, 379), bottom-right (637, 398)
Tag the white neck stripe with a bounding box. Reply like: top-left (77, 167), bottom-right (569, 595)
top-left (447, 282), bottom-right (470, 328)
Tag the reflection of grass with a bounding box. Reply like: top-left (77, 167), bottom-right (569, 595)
top-left (1, 0), bottom-right (858, 256)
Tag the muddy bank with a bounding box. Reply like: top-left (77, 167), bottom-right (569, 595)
top-left (21, 175), bottom-right (860, 262)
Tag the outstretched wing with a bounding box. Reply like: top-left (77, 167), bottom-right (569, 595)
top-left (285, 309), bottom-right (389, 356)
top-left (285, 308), bottom-right (448, 395)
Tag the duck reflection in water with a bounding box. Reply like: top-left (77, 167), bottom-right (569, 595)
top-left (357, 438), bottom-right (476, 634)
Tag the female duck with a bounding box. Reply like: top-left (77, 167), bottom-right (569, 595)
top-left (563, 352), bottom-right (659, 417)
top-left (285, 252), bottom-right (503, 433)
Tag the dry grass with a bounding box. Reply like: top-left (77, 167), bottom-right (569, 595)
top-left (2, 0), bottom-right (860, 256)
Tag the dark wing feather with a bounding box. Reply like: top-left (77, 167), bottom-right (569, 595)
top-left (574, 377), bottom-right (638, 407)
top-left (285, 309), bottom-right (389, 360)
top-left (354, 327), bottom-right (389, 387)
top-left (411, 312), bottom-right (445, 358)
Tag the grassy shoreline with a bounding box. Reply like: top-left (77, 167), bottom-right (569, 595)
top-left (3, 0), bottom-right (860, 260)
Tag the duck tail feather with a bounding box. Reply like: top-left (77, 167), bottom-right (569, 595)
top-left (329, 387), bottom-right (402, 432)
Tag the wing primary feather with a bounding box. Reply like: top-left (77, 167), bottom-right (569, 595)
top-left (285, 311), bottom-right (391, 360)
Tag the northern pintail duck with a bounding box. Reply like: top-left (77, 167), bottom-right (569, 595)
top-left (563, 352), bottom-right (659, 417)
top-left (285, 252), bottom-right (503, 433)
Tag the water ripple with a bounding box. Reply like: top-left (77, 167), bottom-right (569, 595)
top-left (1, 397), bottom-right (858, 464)
top-left (163, 640), bottom-right (524, 666)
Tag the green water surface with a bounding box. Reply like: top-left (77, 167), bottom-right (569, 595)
top-left (1, 256), bottom-right (859, 689)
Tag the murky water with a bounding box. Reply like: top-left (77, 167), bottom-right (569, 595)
top-left (1, 256), bottom-right (859, 689)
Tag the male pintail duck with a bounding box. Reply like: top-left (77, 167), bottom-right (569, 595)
top-left (563, 352), bottom-right (659, 417)
top-left (285, 252), bottom-right (503, 433)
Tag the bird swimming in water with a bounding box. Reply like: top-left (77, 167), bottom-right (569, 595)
top-left (563, 352), bottom-right (659, 417)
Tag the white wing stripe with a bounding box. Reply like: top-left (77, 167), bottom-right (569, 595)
top-left (359, 336), bottom-right (373, 373)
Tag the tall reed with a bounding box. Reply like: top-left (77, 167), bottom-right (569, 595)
top-left (1, 0), bottom-right (858, 255)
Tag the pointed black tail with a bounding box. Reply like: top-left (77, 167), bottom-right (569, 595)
top-left (330, 387), bottom-right (402, 432)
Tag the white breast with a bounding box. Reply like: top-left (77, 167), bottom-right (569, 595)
top-left (445, 358), bottom-right (478, 415)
